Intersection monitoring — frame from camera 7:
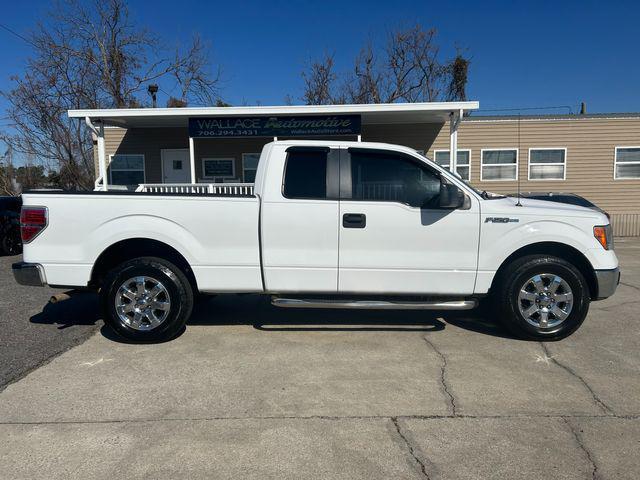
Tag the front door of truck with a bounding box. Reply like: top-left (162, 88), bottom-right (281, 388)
top-left (338, 148), bottom-right (480, 295)
top-left (260, 146), bottom-right (340, 292)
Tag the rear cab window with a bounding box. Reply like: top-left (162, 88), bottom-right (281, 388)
top-left (283, 148), bottom-right (338, 200)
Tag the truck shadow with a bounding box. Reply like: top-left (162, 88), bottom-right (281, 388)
top-left (192, 295), bottom-right (446, 332)
top-left (29, 291), bottom-right (102, 329)
top-left (29, 292), bottom-right (517, 341)
top-left (188, 294), bottom-right (516, 339)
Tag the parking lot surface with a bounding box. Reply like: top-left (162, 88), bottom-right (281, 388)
top-left (0, 255), bottom-right (99, 390)
top-left (0, 239), bottom-right (639, 479)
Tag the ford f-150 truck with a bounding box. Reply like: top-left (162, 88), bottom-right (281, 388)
top-left (13, 140), bottom-right (620, 342)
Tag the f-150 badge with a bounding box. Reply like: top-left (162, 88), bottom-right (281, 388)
top-left (484, 217), bottom-right (520, 223)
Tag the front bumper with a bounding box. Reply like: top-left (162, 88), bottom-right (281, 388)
top-left (12, 262), bottom-right (46, 287)
top-left (594, 267), bottom-right (620, 300)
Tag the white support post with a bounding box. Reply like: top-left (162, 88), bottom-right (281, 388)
top-left (357, 134), bottom-right (362, 142)
top-left (97, 122), bottom-right (107, 191)
top-left (449, 110), bottom-right (461, 174)
top-left (189, 136), bottom-right (196, 183)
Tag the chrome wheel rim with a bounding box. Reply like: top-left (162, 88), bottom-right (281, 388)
top-left (115, 276), bottom-right (171, 331)
top-left (517, 273), bottom-right (573, 329)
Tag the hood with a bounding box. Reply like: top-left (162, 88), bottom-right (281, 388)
top-left (482, 196), bottom-right (606, 220)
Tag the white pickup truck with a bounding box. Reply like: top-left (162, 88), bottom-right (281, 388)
top-left (13, 140), bottom-right (619, 341)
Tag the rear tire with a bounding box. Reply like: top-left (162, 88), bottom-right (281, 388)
top-left (495, 255), bottom-right (590, 340)
top-left (1, 227), bottom-right (21, 256)
top-left (101, 257), bottom-right (194, 342)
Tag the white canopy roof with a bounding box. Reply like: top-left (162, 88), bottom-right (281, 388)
top-left (69, 101), bottom-right (479, 128)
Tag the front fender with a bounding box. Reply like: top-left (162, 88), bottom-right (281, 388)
top-left (475, 219), bottom-right (618, 293)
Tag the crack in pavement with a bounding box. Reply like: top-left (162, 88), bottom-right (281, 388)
top-left (592, 299), bottom-right (640, 312)
top-left (563, 417), bottom-right (601, 480)
top-left (0, 413), bottom-right (638, 426)
top-left (620, 281), bottom-right (640, 292)
top-left (391, 417), bottom-right (431, 479)
top-left (540, 342), bottom-right (614, 415)
top-left (423, 336), bottom-right (457, 416)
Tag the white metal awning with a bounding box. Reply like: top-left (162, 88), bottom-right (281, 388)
top-left (68, 101), bottom-right (478, 128)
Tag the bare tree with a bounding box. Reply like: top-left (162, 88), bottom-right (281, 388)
top-left (346, 44), bottom-right (383, 104)
top-left (1, 0), bottom-right (221, 190)
top-left (171, 34), bottom-right (221, 106)
top-left (0, 147), bottom-right (19, 195)
top-left (445, 53), bottom-right (470, 102)
top-left (301, 25), bottom-right (470, 105)
top-left (302, 53), bottom-right (340, 105)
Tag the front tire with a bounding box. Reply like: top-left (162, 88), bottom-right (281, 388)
top-left (101, 257), bottom-right (194, 342)
top-left (496, 255), bottom-right (590, 340)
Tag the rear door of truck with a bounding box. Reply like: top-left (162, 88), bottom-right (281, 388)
top-left (259, 145), bottom-right (340, 292)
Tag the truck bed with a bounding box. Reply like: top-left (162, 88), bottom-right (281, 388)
top-left (21, 191), bottom-right (263, 292)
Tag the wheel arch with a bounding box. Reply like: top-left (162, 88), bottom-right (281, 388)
top-left (491, 242), bottom-right (597, 299)
top-left (90, 238), bottom-right (198, 291)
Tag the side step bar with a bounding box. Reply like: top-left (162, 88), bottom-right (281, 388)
top-left (271, 297), bottom-right (478, 310)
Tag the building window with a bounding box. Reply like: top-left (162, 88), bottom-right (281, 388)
top-left (528, 148), bottom-right (566, 180)
top-left (481, 149), bottom-right (518, 181)
top-left (242, 153), bottom-right (260, 183)
top-left (109, 154), bottom-right (145, 185)
top-left (202, 158), bottom-right (235, 180)
top-left (615, 147), bottom-right (640, 179)
top-left (434, 149), bottom-right (471, 180)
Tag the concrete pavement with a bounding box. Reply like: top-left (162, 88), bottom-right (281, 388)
top-left (0, 239), bottom-right (639, 479)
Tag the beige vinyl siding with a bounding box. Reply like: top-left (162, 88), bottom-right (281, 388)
top-left (427, 117), bottom-right (640, 236)
top-left (428, 117), bottom-right (640, 213)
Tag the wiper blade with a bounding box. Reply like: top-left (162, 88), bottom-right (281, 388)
top-left (481, 190), bottom-right (506, 200)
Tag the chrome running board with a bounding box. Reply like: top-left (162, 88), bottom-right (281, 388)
top-left (271, 297), bottom-right (478, 310)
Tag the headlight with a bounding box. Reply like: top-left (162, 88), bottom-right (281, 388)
top-left (593, 225), bottom-right (613, 250)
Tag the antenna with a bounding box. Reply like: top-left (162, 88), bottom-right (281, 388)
top-left (516, 112), bottom-right (522, 206)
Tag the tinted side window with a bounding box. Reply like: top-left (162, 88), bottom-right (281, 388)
top-left (350, 152), bottom-right (441, 207)
top-left (283, 150), bottom-right (327, 199)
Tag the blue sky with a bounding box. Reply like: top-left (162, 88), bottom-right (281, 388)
top-left (0, 0), bottom-right (639, 120)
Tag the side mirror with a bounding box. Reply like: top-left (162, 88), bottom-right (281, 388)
top-left (438, 182), bottom-right (465, 209)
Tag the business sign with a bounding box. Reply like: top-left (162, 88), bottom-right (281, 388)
top-left (189, 115), bottom-right (361, 138)
top-left (202, 158), bottom-right (234, 178)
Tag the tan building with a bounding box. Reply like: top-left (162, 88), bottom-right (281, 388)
top-left (72, 103), bottom-right (640, 236)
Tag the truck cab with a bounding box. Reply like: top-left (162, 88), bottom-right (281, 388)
top-left (258, 141), bottom-right (481, 295)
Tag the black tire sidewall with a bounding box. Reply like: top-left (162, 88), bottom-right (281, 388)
top-left (2, 228), bottom-right (21, 255)
top-left (101, 257), bottom-right (193, 342)
top-left (500, 256), bottom-right (590, 340)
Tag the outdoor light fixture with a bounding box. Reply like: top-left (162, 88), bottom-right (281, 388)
top-left (148, 84), bottom-right (159, 108)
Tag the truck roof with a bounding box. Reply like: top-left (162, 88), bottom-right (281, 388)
top-left (268, 139), bottom-right (424, 156)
